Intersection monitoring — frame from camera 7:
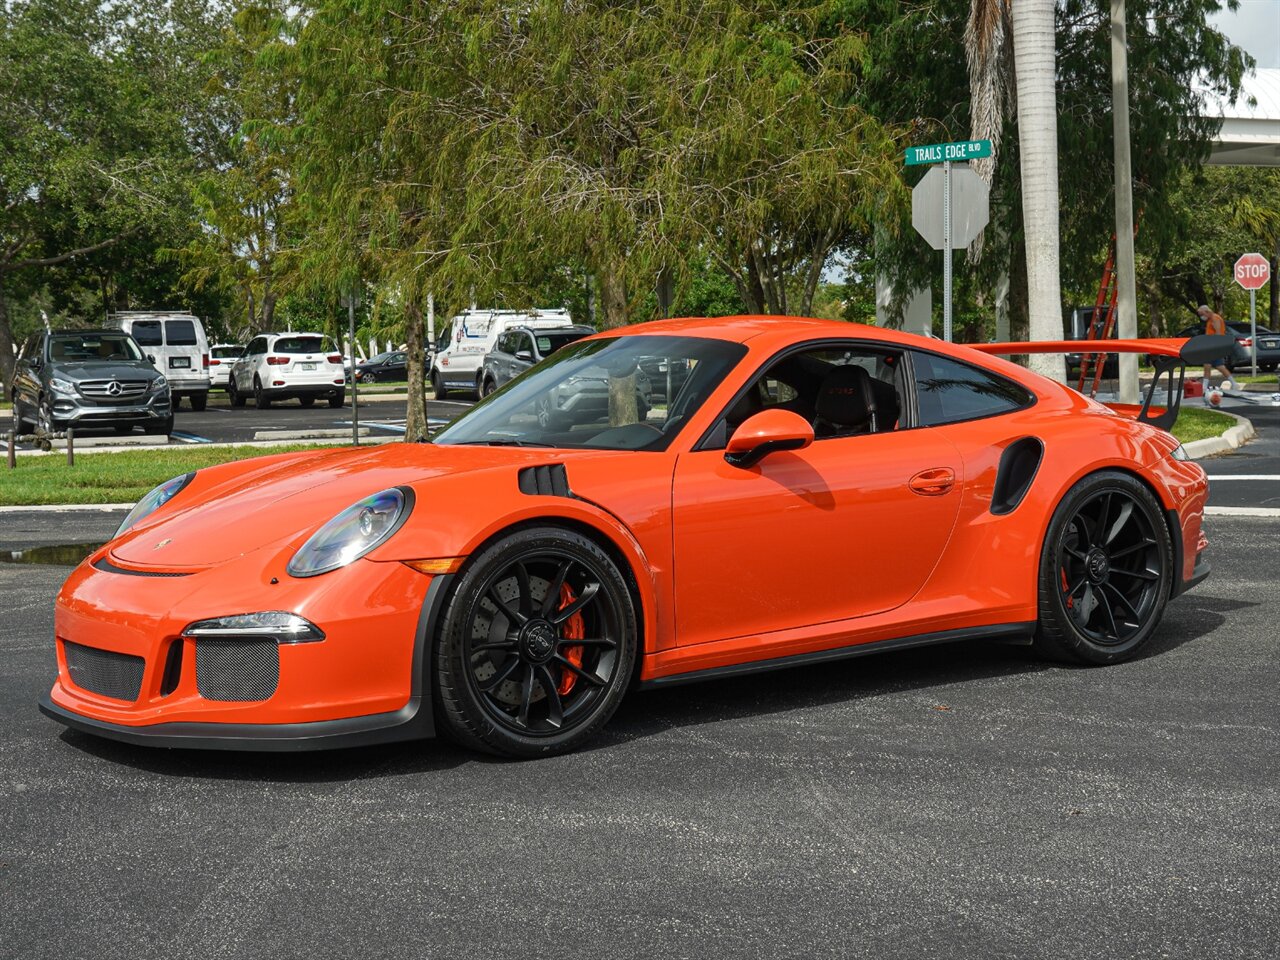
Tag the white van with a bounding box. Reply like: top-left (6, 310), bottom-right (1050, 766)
top-left (108, 311), bottom-right (211, 410)
top-left (431, 308), bottom-right (575, 399)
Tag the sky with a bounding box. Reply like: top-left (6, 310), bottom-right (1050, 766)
top-left (1210, 0), bottom-right (1280, 69)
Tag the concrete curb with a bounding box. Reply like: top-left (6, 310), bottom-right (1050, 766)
top-left (1184, 410), bottom-right (1256, 460)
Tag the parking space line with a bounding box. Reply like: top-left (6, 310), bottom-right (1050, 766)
top-left (170, 431), bottom-right (213, 444)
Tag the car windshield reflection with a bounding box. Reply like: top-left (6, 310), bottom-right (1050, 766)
top-left (432, 335), bottom-right (746, 451)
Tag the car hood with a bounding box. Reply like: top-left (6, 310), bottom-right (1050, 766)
top-left (109, 442), bottom-right (622, 568)
top-left (54, 361), bottom-right (160, 381)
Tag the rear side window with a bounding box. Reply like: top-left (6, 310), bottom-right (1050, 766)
top-left (273, 336), bottom-right (328, 354)
top-left (165, 319), bottom-right (199, 346)
top-left (912, 352), bottom-right (1032, 426)
top-left (132, 321), bottom-right (162, 346)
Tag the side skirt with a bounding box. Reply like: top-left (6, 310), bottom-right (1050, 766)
top-left (639, 622), bottom-right (1037, 690)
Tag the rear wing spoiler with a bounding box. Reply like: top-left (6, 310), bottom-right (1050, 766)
top-left (969, 334), bottom-right (1235, 430)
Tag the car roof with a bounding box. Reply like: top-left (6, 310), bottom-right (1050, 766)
top-left (47, 328), bottom-right (134, 336)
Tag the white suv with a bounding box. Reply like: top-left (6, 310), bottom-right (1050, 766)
top-left (229, 332), bottom-right (346, 409)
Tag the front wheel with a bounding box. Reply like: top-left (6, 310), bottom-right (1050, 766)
top-left (145, 416), bottom-right (173, 436)
top-left (254, 377), bottom-right (271, 409)
top-left (481, 377), bottom-right (496, 398)
top-left (432, 371), bottom-right (449, 400)
top-left (229, 379), bottom-right (246, 408)
top-left (434, 526), bottom-right (638, 758)
top-left (1034, 470), bottom-right (1173, 665)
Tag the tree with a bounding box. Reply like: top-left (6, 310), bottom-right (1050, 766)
top-left (0, 0), bottom-right (224, 385)
top-left (172, 2), bottom-right (296, 339)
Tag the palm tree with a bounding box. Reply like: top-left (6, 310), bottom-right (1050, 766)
top-left (966, 0), bottom-right (1063, 381)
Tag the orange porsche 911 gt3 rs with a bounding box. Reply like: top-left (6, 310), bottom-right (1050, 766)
top-left (40, 317), bottom-right (1217, 758)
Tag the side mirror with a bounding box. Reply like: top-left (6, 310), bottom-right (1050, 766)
top-left (515, 349), bottom-right (534, 362)
top-left (147, 354), bottom-right (156, 364)
top-left (725, 409), bottom-right (814, 469)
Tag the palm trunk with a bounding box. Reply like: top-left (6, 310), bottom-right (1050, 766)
top-left (1011, 0), bottom-right (1064, 381)
top-left (404, 300), bottom-right (429, 441)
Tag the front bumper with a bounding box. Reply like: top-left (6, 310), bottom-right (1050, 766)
top-left (42, 545), bottom-right (451, 751)
top-left (51, 394), bottom-right (171, 427)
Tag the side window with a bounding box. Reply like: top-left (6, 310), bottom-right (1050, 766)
top-left (247, 337), bottom-right (266, 356)
top-left (912, 352), bottom-right (1033, 426)
top-left (495, 333), bottom-right (513, 354)
top-left (132, 321), bottom-right (163, 347)
top-left (517, 333), bottom-right (535, 357)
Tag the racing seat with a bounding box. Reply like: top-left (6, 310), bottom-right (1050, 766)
top-left (813, 365), bottom-right (897, 438)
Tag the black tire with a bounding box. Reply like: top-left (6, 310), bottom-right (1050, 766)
top-left (112, 424), bottom-right (134, 435)
top-left (432, 370), bottom-right (449, 400)
top-left (434, 526), bottom-right (638, 758)
top-left (254, 376), bottom-right (271, 409)
top-left (189, 392), bottom-right (208, 412)
top-left (36, 396), bottom-right (56, 435)
top-left (328, 392), bottom-right (344, 409)
top-left (1033, 470), bottom-right (1173, 665)
top-left (299, 396), bottom-right (315, 408)
top-left (481, 377), bottom-right (496, 398)
top-left (11, 398), bottom-right (27, 436)
top-left (145, 416), bottom-right (173, 436)
top-left (229, 379), bottom-right (246, 408)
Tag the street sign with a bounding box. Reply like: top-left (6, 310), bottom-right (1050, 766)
top-left (905, 139), bottom-right (992, 166)
top-left (912, 166), bottom-right (989, 250)
top-left (910, 163), bottom-right (990, 343)
top-left (1233, 253), bottom-right (1272, 377)
top-left (1234, 252), bottom-right (1271, 290)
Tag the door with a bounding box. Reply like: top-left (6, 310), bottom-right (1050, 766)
top-left (670, 343), bottom-right (963, 648)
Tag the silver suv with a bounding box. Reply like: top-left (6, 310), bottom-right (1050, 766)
top-left (9, 329), bottom-right (173, 436)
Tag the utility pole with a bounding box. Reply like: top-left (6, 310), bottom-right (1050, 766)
top-left (1111, 0), bottom-right (1139, 404)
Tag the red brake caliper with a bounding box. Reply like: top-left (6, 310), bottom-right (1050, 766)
top-left (1061, 568), bottom-right (1073, 608)
top-left (557, 582), bottom-right (585, 695)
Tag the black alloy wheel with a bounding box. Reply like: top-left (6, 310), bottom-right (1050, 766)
top-left (435, 527), bottom-right (637, 757)
top-left (1035, 470), bottom-right (1172, 664)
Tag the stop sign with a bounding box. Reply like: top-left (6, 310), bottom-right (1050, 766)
top-left (1234, 253), bottom-right (1271, 290)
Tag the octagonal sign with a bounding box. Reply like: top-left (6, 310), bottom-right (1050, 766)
top-left (1234, 253), bottom-right (1271, 290)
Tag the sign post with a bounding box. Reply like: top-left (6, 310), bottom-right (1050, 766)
top-left (910, 140), bottom-right (991, 342)
top-left (1234, 253), bottom-right (1271, 378)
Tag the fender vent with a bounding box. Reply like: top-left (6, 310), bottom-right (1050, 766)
top-left (518, 464), bottom-right (573, 498)
top-left (991, 437), bottom-right (1043, 516)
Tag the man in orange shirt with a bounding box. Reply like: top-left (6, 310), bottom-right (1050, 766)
top-left (1196, 305), bottom-right (1235, 390)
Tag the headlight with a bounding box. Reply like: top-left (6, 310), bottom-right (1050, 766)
top-left (150, 375), bottom-right (168, 392)
top-left (49, 377), bottom-right (76, 394)
top-left (287, 487), bottom-right (413, 578)
top-left (114, 473), bottom-right (195, 538)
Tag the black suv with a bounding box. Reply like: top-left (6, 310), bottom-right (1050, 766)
top-left (10, 329), bottom-right (173, 436)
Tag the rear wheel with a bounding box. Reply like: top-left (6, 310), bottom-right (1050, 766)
top-left (362, 370), bottom-right (377, 384)
top-left (1034, 470), bottom-right (1173, 664)
top-left (254, 376), bottom-right (271, 409)
top-left (435, 526), bottom-right (637, 758)
top-left (328, 392), bottom-right (344, 408)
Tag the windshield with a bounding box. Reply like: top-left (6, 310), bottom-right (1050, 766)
top-left (273, 335), bottom-right (331, 354)
top-left (211, 345), bottom-right (243, 359)
top-left (48, 333), bottom-right (144, 363)
top-left (433, 334), bottom-right (746, 451)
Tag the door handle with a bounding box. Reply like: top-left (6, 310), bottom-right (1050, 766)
top-left (909, 467), bottom-right (955, 496)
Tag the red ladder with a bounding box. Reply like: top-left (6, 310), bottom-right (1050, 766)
top-left (1078, 240), bottom-right (1119, 398)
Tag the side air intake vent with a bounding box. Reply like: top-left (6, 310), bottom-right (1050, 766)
top-left (195, 638), bottom-right (280, 702)
top-left (991, 437), bottom-right (1044, 516)
top-left (518, 464), bottom-right (573, 498)
top-left (63, 640), bottom-right (145, 701)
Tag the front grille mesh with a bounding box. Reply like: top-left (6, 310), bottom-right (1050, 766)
top-left (78, 379), bottom-right (150, 403)
top-left (195, 638), bottom-right (279, 702)
top-left (63, 640), bottom-right (145, 701)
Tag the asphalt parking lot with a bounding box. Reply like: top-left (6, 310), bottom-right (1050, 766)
top-left (1, 457), bottom-right (1277, 957)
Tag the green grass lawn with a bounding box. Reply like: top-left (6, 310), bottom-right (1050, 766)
top-left (1169, 406), bottom-right (1236, 444)
top-left (0, 443), bottom-right (337, 506)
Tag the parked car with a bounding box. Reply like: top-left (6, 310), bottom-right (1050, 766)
top-left (478, 325), bottom-right (594, 396)
top-left (228, 332), bottom-right (346, 409)
top-left (208, 343), bottom-right (244, 390)
top-left (432, 308), bottom-right (575, 399)
top-left (353, 350), bottom-right (408, 383)
top-left (1168, 322), bottom-right (1273, 372)
top-left (107, 311), bottom-right (211, 410)
top-left (9, 329), bottom-right (172, 436)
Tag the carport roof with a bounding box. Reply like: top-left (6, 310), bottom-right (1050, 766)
top-left (1204, 68), bottom-right (1280, 166)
